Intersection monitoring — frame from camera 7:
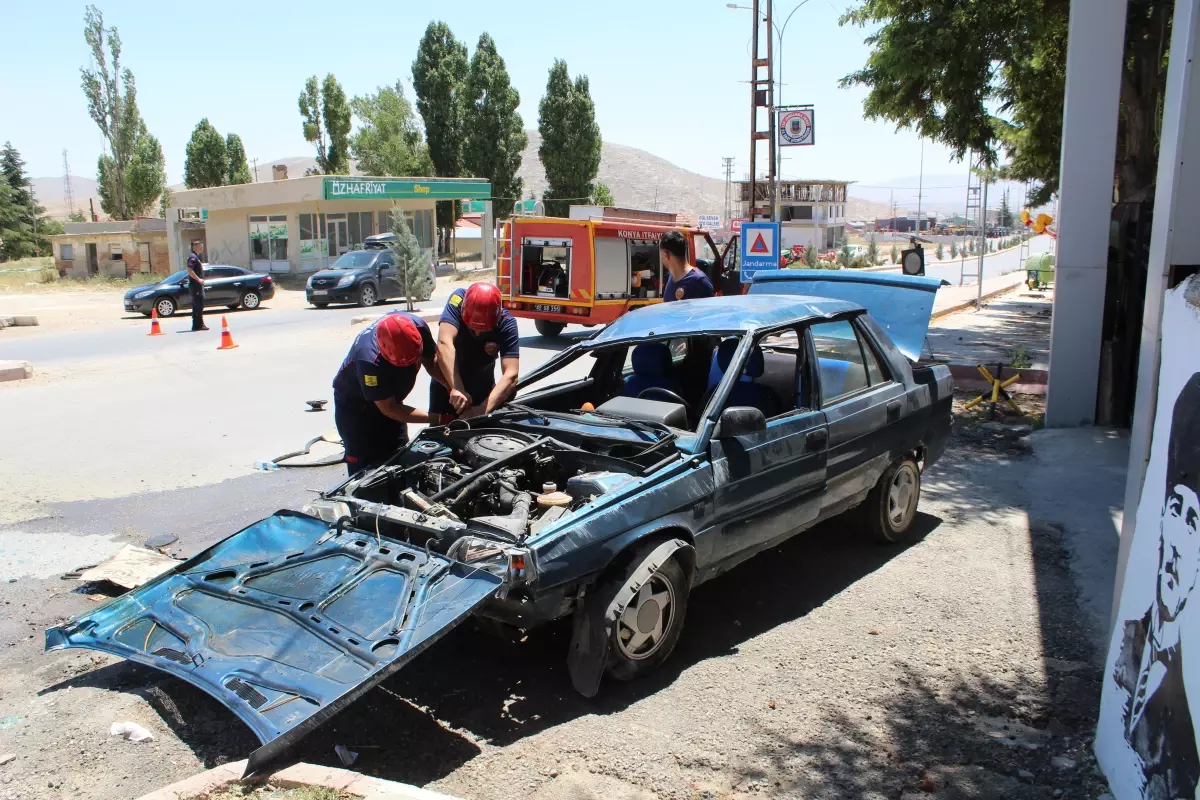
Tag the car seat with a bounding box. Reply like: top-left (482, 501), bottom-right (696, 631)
top-left (624, 342), bottom-right (678, 398)
top-left (706, 338), bottom-right (782, 417)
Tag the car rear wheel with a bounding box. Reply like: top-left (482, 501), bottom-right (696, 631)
top-left (240, 290), bottom-right (261, 310)
top-left (155, 297), bottom-right (176, 318)
top-left (358, 283), bottom-right (378, 307)
top-left (600, 548), bottom-right (690, 682)
top-left (535, 319), bottom-right (565, 337)
top-left (862, 456), bottom-right (921, 543)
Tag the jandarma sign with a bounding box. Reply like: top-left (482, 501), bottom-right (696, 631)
top-left (323, 178), bottom-right (490, 200)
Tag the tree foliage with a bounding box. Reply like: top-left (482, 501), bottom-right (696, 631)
top-left (840, 0), bottom-right (1170, 205)
top-left (462, 33), bottom-right (527, 218)
top-left (351, 82), bottom-right (434, 177)
top-left (591, 182), bottom-right (615, 206)
top-left (299, 74), bottom-right (352, 174)
top-left (538, 60), bottom-right (602, 217)
top-left (0, 143), bottom-right (56, 260)
top-left (413, 22), bottom-right (470, 232)
top-left (80, 5), bottom-right (163, 220)
top-left (390, 209), bottom-right (435, 302)
top-left (998, 190), bottom-right (1014, 228)
top-left (124, 122), bottom-right (167, 216)
top-left (225, 134), bottom-right (252, 185)
top-left (184, 118), bottom-right (227, 189)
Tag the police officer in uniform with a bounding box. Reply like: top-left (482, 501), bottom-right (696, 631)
top-left (333, 311), bottom-right (448, 475)
top-left (432, 282), bottom-right (520, 419)
top-left (186, 241), bottom-right (208, 331)
top-left (659, 230), bottom-right (715, 302)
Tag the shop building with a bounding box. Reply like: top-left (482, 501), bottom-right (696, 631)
top-left (166, 174), bottom-right (492, 274)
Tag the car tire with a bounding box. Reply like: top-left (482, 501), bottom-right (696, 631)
top-left (240, 290), bottom-right (261, 310)
top-left (535, 319), bottom-right (565, 337)
top-left (358, 283), bottom-right (378, 307)
top-left (861, 456), bottom-right (921, 544)
top-left (154, 297), bottom-right (176, 318)
top-left (598, 546), bottom-right (690, 683)
top-left (313, 302), bottom-right (329, 309)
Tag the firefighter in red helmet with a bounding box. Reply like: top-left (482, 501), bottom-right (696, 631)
top-left (432, 282), bottom-right (520, 420)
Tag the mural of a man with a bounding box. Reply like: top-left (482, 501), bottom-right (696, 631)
top-left (1112, 372), bottom-right (1200, 799)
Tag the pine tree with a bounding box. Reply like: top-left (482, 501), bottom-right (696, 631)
top-left (462, 33), bottom-right (527, 217)
top-left (950, 242), bottom-right (958, 259)
top-left (390, 209), bottom-right (434, 302)
top-left (538, 60), bottom-right (602, 218)
top-left (225, 134), bottom-right (252, 185)
top-left (867, 235), bottom-right (879, 265)
top-left (936, 242), bottom-right (945, 260)
top-left (0, 142), bottom-right (52, 259)
top-left (184, 119), bottom-right (227, 189)
top-left (890, 244), bottom-right (899, 264)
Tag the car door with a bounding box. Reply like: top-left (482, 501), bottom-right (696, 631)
top-left (375, 252), bottom-right (402, 299)
top-left (201, 267), bottom-right (238, 306)
top-left (224, 267), bottom-right (255, 301)
top-left (808, 316), bottom-right (907, 514)
top-left (706, 329), bottom-right (829, 564)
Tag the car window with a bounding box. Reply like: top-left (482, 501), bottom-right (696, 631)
top-left (331, 251), bottom-right (378, 269)
top-left (206, 267), bottom-right (238, 279)
top-left (856, 321), bottom-right (889, 385)
top-left (757, 329), bottom-right (806, 413)
top-left (376, 252), bottom-right (394, 267)
top-left (163, 270), bottom-right (187, 284)
top-left (623, 338), bottom-right (688, 373)
top-left (809, 320), bottom-right (870, 404)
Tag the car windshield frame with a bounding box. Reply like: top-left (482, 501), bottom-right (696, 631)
top-left (161, 270), bottom-right (187, 285)
top-left (330, 251), bottom-right (380, 269)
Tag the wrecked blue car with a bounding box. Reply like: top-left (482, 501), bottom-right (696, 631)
top-left (46, 275), bottom-right (952, 773)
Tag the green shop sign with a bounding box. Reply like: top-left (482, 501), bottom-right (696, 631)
top-left (323, 178), bottom-right (491, 201)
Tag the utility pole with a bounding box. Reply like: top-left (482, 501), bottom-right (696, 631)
top-left (915, 139), bottom-right (924, 234)
top-left (747, 0), bottom-right (775, 221)
top-left (250, 158), bottom-right (259, 183)
top-left (62, 150), bottom-right (76, 219)
top-left (721, 156), bottom-right (735, 224)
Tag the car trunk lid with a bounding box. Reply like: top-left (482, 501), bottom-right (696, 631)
top-left (45, 511), bottom-right (502, 775)
top-left (748, 269), bottom-right (944, 361)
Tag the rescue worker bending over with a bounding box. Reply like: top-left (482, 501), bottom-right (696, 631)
top-left (333, 311), bottom-right (447, 476)
top-left (660, 230), bottom-right (715, 301)
top-left (432, 282), bottom-right (520, 419)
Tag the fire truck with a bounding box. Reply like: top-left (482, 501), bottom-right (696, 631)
top-left (496, 214), bottom-right (738, 337)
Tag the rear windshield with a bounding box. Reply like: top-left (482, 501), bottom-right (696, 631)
top-left (331, 251), bottom-right (379, 268)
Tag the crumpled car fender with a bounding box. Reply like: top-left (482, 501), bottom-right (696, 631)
top-left (566, 537), bottom-right (694, 698)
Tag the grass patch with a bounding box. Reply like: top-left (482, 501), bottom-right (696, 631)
top-left (1008, 345), bottom-right (1033, 369)
top-left (185, 784), bottom-right (360, 800)
top-left (0, 261), bottom-right (159, 294)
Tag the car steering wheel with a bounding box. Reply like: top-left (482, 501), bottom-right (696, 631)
top-left (637, 387), bottom-right (694, 418)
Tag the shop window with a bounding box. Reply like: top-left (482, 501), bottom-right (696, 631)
top-left (299, 214), bottom-right (315, 240)
top-left (348, 212), bottom-right (361, 247)
top-left (377, 210), bottom-right (393, 234)
top-left (110, 244), bottom-right (123, 261)
top-left (60, 243), bottom-right (73, 261)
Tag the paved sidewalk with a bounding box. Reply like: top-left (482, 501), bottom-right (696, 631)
top-left (932, 269), bottom-right (1029, 316)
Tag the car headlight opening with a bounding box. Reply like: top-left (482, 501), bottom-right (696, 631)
top-left (336, 274), bottom-right (356, 288)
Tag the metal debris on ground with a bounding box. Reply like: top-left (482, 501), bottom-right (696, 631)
top-left (333, 745), bottom-right (358, 767)
top-left (143, 534), bottom-right (177, 550)
top-left (76, 545), bottom-right (179, 590)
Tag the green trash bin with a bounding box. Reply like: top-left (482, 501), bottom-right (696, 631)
top-left (1025, 253), bottom-right (1055, 288)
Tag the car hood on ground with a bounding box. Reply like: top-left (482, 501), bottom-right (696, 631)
top-left (748, 269), bottom-right (945, 361)
top-left (45, 511), bottom-right (501, 776)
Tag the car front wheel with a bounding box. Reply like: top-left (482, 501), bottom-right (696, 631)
top-left (155, 297), bottom-right (176, 318)
top-left (240, 290), bottom-right (261, 310)
top-left (601, 548), bottom-right (690, 682)
top-left (862, 456), bottom-right (921, 543)
top-left (358, 283), bottom-right (378, 307)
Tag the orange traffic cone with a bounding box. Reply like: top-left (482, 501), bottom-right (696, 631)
top-left (148, 307), bottom-right (163, 336)
top-left (216, 316), bottom-right (239, 350)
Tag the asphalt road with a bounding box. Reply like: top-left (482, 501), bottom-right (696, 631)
top-left (892, 236), bottom-right (1052, 285)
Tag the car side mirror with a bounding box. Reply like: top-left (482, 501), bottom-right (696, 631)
top-left (714, 406), bottom-right (767, 439)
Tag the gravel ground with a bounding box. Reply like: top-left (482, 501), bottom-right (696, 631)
top-left (0, 412), bottom-right (1111, 800)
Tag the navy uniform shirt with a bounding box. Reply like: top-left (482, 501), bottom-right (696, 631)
top-left (664, 267), bottom-right (715, 301)
top-left (440, 288), bottom-right (520, 371)
top-left (333, 312), bottom-right (435, 405)
top-left (186, 253), bottom-right (203, 294)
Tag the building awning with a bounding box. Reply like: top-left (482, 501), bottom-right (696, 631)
top-left (323, 177), bottom-right (491, 201)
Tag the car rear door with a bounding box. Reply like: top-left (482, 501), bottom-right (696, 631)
top-left (45, 511), bottom-right (502, 775)
top-left (808, 316), bottom-right (907, 514)
top-left (706, 331), bottom-right (829, 563)
top-left (202, 267), bottom-right (239, 306)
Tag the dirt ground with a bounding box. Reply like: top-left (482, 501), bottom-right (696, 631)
top-left (0, 402), bottom-right (1112, 800)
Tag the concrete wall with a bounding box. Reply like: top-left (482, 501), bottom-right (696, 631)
top-left (53, 232), bottom-right (170, 279)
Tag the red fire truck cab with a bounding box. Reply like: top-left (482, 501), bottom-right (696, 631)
top-left (497, 216), bottom-right (734, 337)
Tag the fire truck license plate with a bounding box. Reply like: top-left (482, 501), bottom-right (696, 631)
top-left (534, 304), bottom-right (563, 314)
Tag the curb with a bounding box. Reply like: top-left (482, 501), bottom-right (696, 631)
top-left (350, 308), bottom-right (443, 326)
top-left (135, 759), bottom-right (464, 800)
top-left (0, 360), bottom-right (32, 382)
top-left (944, 363), bottom-right (1048, 396)
top-left (931, 277), bottom-right (1026, 320)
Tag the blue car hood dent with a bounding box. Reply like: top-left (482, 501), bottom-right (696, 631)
top-left (748, 270), bottom-right (943, 361)
top-left (45, 511), bottom-right (501, 775)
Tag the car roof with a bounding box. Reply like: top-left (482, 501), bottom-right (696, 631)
top-left (589, 294), bottom-right (862, 344)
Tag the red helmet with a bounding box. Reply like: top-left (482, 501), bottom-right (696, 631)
top-left (375, 313), bottom-right (424, 367)
top-left (461, 283), bottom-right (502, 333)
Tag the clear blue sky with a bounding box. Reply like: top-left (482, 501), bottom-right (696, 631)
top-left (3, 0), bottom-right (970, 193)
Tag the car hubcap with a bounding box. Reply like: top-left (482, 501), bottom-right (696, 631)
top-left (244, 293), bottom-right (259, 308)
top-left (157, 300), bottom-right (172, 316)
top-left (887, 465), bottom-right (918, 529)
top-left (362, 287), bottom-right (376, 305)
top-left (616, 573), bottom-right (675, 661)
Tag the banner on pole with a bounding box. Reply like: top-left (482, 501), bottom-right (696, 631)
top-left (779, 106), bottom-right (815, 147)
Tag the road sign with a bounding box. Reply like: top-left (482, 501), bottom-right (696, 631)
top-left (739, 221), bottom-right (780, 282)
top-left (779, 107), bottom-right (815, 147)
top-left (697, 214), bottom-right (721, 230)
top-left (730, 219), bottom-right (745, 233)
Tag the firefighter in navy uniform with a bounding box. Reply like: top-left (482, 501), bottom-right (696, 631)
top-left (185, 241), bottom-right (208, 331)
top-left (332, 311), bottom-right (448, 476)
top-left (432, 282), bottom-right (520, 419)
top-left (659, 229), bottom-right (715, 302)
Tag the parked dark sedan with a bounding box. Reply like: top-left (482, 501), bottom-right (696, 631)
top-left (51, 275), bottom-right (952, 775)
top-left (305, 234), bottom-right (436, 308)
top-left (123, 265), bottom-right (275, 317)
